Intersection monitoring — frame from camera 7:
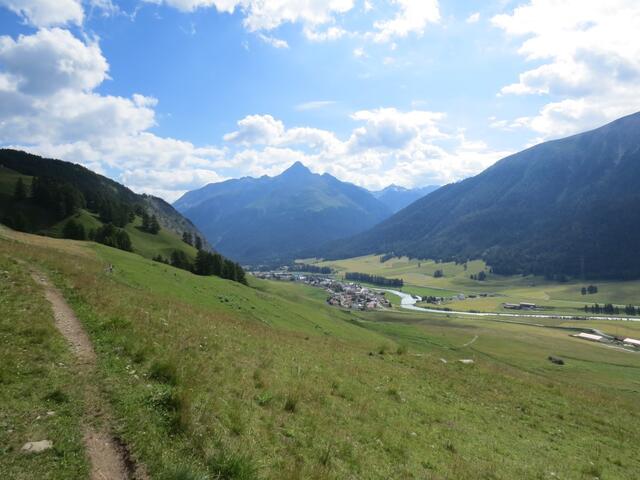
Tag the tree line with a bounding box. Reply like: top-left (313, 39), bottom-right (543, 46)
top-left (289, 264), bottom-right (332, 274)
top-left (345, 272), bottom-right (403, 288)
top-left (584, 303), bottom-right (638, 316)
top-left (153, 249), bottom-right (247, 284)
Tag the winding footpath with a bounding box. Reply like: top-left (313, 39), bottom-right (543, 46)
top-left (31, 268), bottom-right (147, 480)
top-left (384, 289), bottom-right (640, 323)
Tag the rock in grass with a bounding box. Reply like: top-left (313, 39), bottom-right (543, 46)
top-left (21, 440), bottom-right (53, 453)
top-left (458, 359), bottom-right (475, 365)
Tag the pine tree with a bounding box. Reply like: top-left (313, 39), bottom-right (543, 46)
top-left (182, 231), bottom-right (193, 246)
top-left (13, 178), bottom-right (26, 200)
top-left (141, 211), bottom-right (150, 231)
top-left (194, 235), bottom-right (202, 250)
top-left (149, 215), bottom-right (160, 234)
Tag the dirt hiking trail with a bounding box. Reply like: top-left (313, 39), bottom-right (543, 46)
top-left (31, 268), bottom-right (147, 480)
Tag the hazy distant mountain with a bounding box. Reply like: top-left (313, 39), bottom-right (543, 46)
top-left (372, 184), bottom-right (440, 213)
top-left (174, 162), bottom-right (392, 264)
top-left (320, 112), bottom-right (640, 279)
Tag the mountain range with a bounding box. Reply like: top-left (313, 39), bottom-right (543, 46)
top-left (320, 112), bottom-right (640, 279)
top-left (174, 162), bottom-right (428, 264)
top-left (371, 184), bottom-right (439, 213)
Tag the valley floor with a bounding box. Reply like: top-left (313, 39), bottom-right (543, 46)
top-left (2, 227), bottom-right (640, 479)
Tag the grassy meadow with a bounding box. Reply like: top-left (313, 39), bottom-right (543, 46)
top-left (313, 255), bottom-right (640, 315)
top-left (2, 227), bottom-right (640, 479)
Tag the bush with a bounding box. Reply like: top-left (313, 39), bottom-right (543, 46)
top-left (93, 223), bottom-right (132, 251)
top-left (63, 219), bottom-right (86, 240)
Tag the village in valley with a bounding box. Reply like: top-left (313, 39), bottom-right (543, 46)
top-left (252, 271), bottom-right (392, 310)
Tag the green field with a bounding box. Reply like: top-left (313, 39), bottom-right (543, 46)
top-left (314, 254), bottom-right (640, 315)
top-left (2, 227), bottom-right (640, 479)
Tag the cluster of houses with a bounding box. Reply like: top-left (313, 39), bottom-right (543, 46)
top-left (326, 283), bottom-right (391, 310)
top-left (250, 270), bottom-right (390, 311)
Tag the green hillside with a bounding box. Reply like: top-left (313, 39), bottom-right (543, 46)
top-left (0, 150), bottom-right (248, 283)
top-left (2, 226), bottom-right (639, 479)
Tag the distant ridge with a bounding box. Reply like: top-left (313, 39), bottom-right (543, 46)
top-left (318, 112), bottom-right (640, 279)
top-left (372, 184), bottom-right (440, 213)
top-left (174, 163), bottom-right (392, 265)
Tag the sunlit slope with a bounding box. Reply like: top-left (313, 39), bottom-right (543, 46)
top-left (2, 227), bottom-right (639, 479)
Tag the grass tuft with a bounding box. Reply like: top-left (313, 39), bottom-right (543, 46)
top-left (207, 449), bottom-right (260, 480)
top-left (150, 360), bottom-right (179, 386)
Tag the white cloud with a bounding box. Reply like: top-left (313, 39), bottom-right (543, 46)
top-left (146, 0), bottom-right (355, 32)
top-left (221, 109), bottom-right (508, 191)
top-left (303, 26), bottom-right (348, 41)
top-left (223, 114), bottom-right (285, 145)
top-left (0, 28), bottom-right (229, 201)
top-left (0, 28), bottom-right (108, 96)
top-left (371, 0), bottom-right (440, 43)
top-left (0, 0), bottom-right (84, 27)
top-left (492, 0), bottom-right (640, 137)
top-left (353, 47), bottom-right (366, 58)
top-left (349, 108), bottom-right (445, 150)
top-left (257, 33), bottom-right (289, 49)
top-left (466, 12), bottom-right (480, 24)
top-left (146, 0), bottom-right (443, 45)
top-left (295, 100), bottom-right (336, 111)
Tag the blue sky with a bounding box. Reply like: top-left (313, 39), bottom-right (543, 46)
top-left (1, 0), bottom-right (639, 201)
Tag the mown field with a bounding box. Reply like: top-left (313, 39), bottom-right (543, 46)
top-left (2, 227), bottom-right (640, 479)
top-left (312, 255), bottom-right (640, 315)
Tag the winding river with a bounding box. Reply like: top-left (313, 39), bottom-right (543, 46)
top-left (382, 289), bottom-right (640, 323)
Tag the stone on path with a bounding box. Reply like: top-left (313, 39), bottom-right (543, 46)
top-left (21, 440), bottom-right (53, 453)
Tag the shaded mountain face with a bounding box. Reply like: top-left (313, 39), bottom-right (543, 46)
top-left (174, 162), bottom-right (392, 265)
top-left (372, 184), bottom-right (440, 213)
top-left (319, 112), bottom-right (640, 279)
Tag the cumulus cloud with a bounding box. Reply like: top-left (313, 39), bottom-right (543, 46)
top-left (223, 114), bottom-right (285, 145)
top-left (146, 0), bottom-right (442, 44)
top-left (492, 0), bottom-right (640, 137)
top-left (0, 28), bottom-right (108, 96)
top-left (349, 108), bottom-right (445, 150)
top-left (0, 0), bottom-right (84, 27)
top-left (0, 28), bottom-right (229, 201)
top-left (222, 109), bottom-right (509, 191)
top-left (146, 0), bottom-right (355, 32)
top-left (370, 0), bottom-right (440, 43)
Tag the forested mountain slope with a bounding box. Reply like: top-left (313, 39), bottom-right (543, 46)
top-left (319, 112), bottom-right (640, 279)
